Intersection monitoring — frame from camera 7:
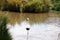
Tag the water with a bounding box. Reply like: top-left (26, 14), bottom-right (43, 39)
top-left (7, 20), bottom-right (60, 40)
top-left (0, 11), bottom-right (60, 40)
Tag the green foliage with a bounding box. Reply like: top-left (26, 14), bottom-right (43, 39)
top-left (3, 3), bottom-right (20, 12)
top-left (0, 15), bottom-right (12, 40)
top-left (0, 0), bottom-right (52, 13)
top-left (23, 0), bottom-right (51, 13)
top-left (51, 0), bottom-right (60, 11)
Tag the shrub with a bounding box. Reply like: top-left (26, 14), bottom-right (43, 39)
top-left (2, 3), bottom-right (20, 12)
top-left (23, 0), bottom-right (51, 13)
top-left (0, 15), bottom-right (12, 40)
top-left (1, 0), bottom-right (52, 13)
top-left (51, 0), bottom-right (60, 11)
top-left (52, 3), bottom-right (60, 11)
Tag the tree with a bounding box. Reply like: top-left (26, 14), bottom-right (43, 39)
top-left (0, 15), bottom-right (12, 40)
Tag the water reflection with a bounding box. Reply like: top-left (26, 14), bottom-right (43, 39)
top-left (1, 11), bottom-right (59, 40)
top-left (7, 19), bottom-right (60, 40)
top-left (0, 11), bottom-right (60, 25)
top-left (7, 12), bottom-right (51, 25)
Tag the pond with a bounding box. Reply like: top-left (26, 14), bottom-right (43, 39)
top-left (1, 11), bottom-right (60, 40)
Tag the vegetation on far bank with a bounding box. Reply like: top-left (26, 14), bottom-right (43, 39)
top-left (51, 0), bottom-right (60, 11)
top-left (0, 0), bottom-right (60, 13)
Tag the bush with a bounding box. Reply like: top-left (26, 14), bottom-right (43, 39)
top-left (1, 0), bottom-right (51, 13)
top-left (0, 15), bottom-right (12, 40)
top-left (2, 3), bottom-right (20, 12)
top-left (51, 0), bottom-right (60, 11)
top-left (23, 0), bottom-right (51, 13)
top-left (52, 3), bottom-right (60, 11)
